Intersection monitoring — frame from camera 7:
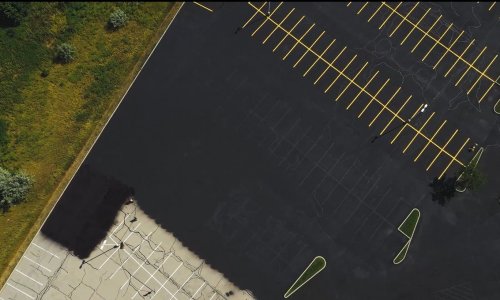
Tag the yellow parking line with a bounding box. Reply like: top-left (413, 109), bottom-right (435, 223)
top-left (347, 2), bottom-right (352, 7)
top-left (402, 112), bottom-right (435, 153)
top-left (379, 2), bottom-right (402, 29)
top-left (380, 96), bottom-right (411, 134)
top-left (283, 23), bottom-right (315, 60)
top-left (455, 46), bottom-right (487, 86)
top-left (444, 39), bottom-right (474, 77)
top-left (193, 2), bottom-right (213, 13)
top-left (263, 8), bottom-right (294, 44)
top-left (357, 2), bottom-right (369, 15)
top-left (438, 138), bottom-right (470, 179)
top-left (411, 15), bottom-right (442, 53)
top-left (426, 129), bottom-right (458, 171)
top-left (368, 3), bottom-right (385, 23)
top-left (252, 2), bottom-right (283, 36)
top-left (466, 54), bottom-right (497, 94)
top-left (247, 2), bottom-right (465, 167)
top-left (303, 39), bottom-right (335, 77)
top-left (243, 2), bottom-right (268, 28)
top-left (400, 7), bottom-right (429, 44)
top-left (314, 46), bottom-right (346, 85)
top-left (346, 71), bottom-right (379, 110)
top-left (358, 79), bottom-right (390, 118)
top-left (414, 120), bottom-right (446, 162)
top-left (422, 23), bottom-right (453, 62)
top-left (390, 2), bottom-right (420, 37)
top-left (489, 2), bottom-right (496, 11)
top-left (479, 75), bottom-right (500, 103)
top-left (324, 54), bottom-right (357, 93)
top-left (369, 87), bottom-right (401, 127)
top-left (381, 2), bottom-right (498, 85)
top-left (336, 62), bottom-right (369, 101)
top-left (390, 105), bottom-right (423, 144)
top-left (294, 31), bottom-right (325, 68)
top-left (273, 15), bottom-right (304, 52)
top-left (433, 30), bottom-right (463, 70)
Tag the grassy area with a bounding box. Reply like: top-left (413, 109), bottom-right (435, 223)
top-left (0, 2), bottom-right (181, 287)
top-left (284, 256), bottom-right (326, 298)
top-left (393, 241), bottom-right (410, 265)
top-left (398, 208), bottom-right (420, 238)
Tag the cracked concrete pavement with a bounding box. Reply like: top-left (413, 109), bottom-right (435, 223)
top-left (0, 202), bottom-right (255, 300)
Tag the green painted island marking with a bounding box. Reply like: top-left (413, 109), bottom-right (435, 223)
top-left (284, 256), bottom-right (326, 298)
top-left (393, 208), bottom-right (420, 265)
top-left (456, 147), bottom-right (484, 193)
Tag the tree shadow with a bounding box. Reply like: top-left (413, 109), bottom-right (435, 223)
top-left (429, 175), bottom-right (457, 206)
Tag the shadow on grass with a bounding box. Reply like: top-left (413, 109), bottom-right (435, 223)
top-left (41, 164), bottom-right (134, 259)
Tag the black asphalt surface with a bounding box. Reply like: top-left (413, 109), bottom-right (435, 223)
top-left (41, 2), bottom-right (499, 299)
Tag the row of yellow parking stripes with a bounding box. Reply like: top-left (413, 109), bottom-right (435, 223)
top-left (243, 2), bottom-right (473, 179)
top-left (348, 2), bottom-right (499, 104)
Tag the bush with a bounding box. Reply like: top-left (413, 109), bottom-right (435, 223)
top-left (0, 167), bottom-right (32, 212)
top-left (40, 68), bottom-right (49, 77)
top-left (0, 2), bottom-right (29, 27)
top-left (0, 119), bottom-right (7, 149)
top-left (54, 42), bottom-right (75, 64)
top-left (108, 8), bottom-right (127, 30)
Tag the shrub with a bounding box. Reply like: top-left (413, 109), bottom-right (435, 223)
top-left (0, 167), bottom-right (32, 212)
top-left (0, 119), bottom-right (7, 149)
top-left (0, 2), bottom-right (29, 27)
top-left (108, 8), bottom-right (127, 30)
top-left (40, 68), bottom-right (49, 77)
top-left (55, 42), bottom-right (75, 64)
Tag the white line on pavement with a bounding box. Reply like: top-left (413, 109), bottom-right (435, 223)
top-left (131, 253), bottom-right (173, 299)
top-left (31, 242), bottom-right (60, 260)
top-left (6, 283), bottom-right (35, 300)
top-left (164, 271), bottom-right (195, 300)
top-left (109, 232), bottom-right (151, 279)
top-left (22, 256), bottom-right (52, 273)
top-left (119, 243), bottom-right (163, 290)
top-left (209, 293), bottom-right (217, 300)
top-left (149, 262), bottom-right (183, 300)
top-left (99, 222), bottom-right (141, 270)
top-left (15, 270), bottom-right (43, 286)
top-left (189, 282), bottom-right (206, 300)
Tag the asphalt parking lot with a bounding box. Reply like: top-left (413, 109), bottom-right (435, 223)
top-left (1, 2), bottom-right (499, 300)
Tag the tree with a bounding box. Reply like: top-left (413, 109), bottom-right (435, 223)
top-left (55, 42), bottom-right (75, 64)
top-left (458, 163), bottom-right (485, 191)
top-left (429, 175), bottom-right (456, 206)
top-left (0, 167), bottom-right (32, 212)
top-left (108, 8), bottom-right (127, 30)
top-left (0, 2), bottom-right (29, 27)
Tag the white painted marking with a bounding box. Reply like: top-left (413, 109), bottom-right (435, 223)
top-left (150, 263), bottom-right (183, 300)
top-left (31, 243), bottom-right (60, 259)
top-left (189, 282), bottom-right (206, 300)
top-left (99, 222), bottom-right (141, 270)
top-left (15, 270), bottom-right (43, 286)
top-left (109, 232), bottom-right (151, 279)
top-left (209, 293), bottom-right (217, 300)
top-left (6, 283), bottom-right (35, 300)
top-left (167, 271), bottom-right (196, 300)
top-left (119, 242), bottom-right (163, 290)
top-left (131, 253), bottom-right (172, 299)
top-left (22, 256), bottom-right (52, 273)
top-left (100, 239), bottom-right (107, 250)
top-left (0, 4), bottom-right (185, 296)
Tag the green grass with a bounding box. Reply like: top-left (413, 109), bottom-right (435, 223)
top-left (284, 256), bottom-right (326, 298)
top-left (398, 208), bottom-right (420, 238)
top-left (393, 241), bottom-right (410, 265)
top-left (0, 1), bottom-right (179, 287)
